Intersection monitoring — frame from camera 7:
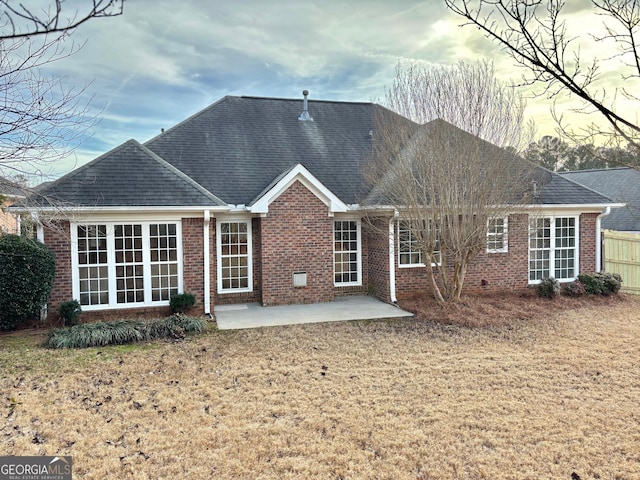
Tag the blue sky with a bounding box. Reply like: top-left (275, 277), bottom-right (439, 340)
top-left (26, 0), bottom-right (618, 178)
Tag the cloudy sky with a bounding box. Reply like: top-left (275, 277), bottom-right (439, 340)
top-left (24, 0), bottom-right (626, 178)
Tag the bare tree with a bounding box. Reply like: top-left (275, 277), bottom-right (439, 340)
top-left (0, 1), bottom-right (124, 182)
top-left (445, 0), bottom-right (640, 162)
top-left (386, 60), bottom-right (535, 150)
top-left (365, 61), bottom-right (536, 302)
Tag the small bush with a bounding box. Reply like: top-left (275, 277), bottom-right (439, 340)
top-left (59, 300), bottom-right (82, 326)
top-left (170, 293), bottom-right (196, 313)
top-left (537, 277), bottom-right (560, 299)
top-left (0, 234), bottom-right (55, 331)
top-left (577, 273), bottom-right (606, 295)
top-left (44, 314), bottom-right (206, 349)
top-left (602, 272), bottom-right (623, 294)
top-left (577, 272), bottom-right (623, 295)
top-left (563, 281), bottom-right (586, 297)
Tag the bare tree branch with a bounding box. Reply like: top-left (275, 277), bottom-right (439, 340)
top-left (445, 0), bottom-right (640, 155)
top-left (0, 1), bottom-right (125, 184)
top-left (0, 0), bottom-right (123, 40)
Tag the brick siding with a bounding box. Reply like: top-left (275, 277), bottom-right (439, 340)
top-left (260, 180), bottom-right (334, 306)
top-left (43, 221), bottom-right (72, 321)
top-left (41, 207), bottom-right (603, 321)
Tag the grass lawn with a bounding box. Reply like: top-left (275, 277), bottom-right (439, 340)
top-left (1, 295), bottom-right (639, 479)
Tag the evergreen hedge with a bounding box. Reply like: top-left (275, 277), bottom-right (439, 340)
top-left (0, 234), bottom-right (55, 331)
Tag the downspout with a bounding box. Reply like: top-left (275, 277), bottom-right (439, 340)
top-left (32, 211), bottom-right (46, 320)
top-left (595, 207), bottom-right (611, 273)
top-left (388, 212), bottom-right (398, 303)
top-left (33, 212), bottom-right (43, 242)
top-left (203, 210), bottom-right (211, 316)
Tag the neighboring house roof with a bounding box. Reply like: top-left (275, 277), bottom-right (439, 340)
top-left (0, 177), bottom-right (28, 198)
top-left (19, 94), bottom-right (618, 211)
top-left (28, 139), bottom-right (226, 208)
top-left (560, 168), bottom-right (640, 231)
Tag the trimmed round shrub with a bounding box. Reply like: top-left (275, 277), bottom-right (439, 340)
top-left (602, 272), bottom-right (622, 295)
top-left (59, 300), bottom-right (82, 326)
top-left (0, 234), bottom-right (55, 331)
top-left (170, 292), bottom-right (196, 313)
top-left (577, 272), bottom-right (623, 295)
top-left (577, 273), bottom-right (606, 295)
top-left (563, 280), bottom-right (586, 297)
top-left (537, 277), bottom-right (560, 299)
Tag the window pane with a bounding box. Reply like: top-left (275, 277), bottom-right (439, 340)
top-left (114, 224), bottom-right (144, 304)
top-left (219, 221), bottom-right (250, 291)
top-left (150, 223), bottom-right (180, 300)
top-left (334, 221), bottom-right (359, 284)
top-left (77, 225), bottom-right (109, 306)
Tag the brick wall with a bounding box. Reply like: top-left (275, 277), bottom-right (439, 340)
top-left (0, 198), bottom-right (20, 234)
top-left (580, 213), bottom-right (598, 273)
top-left (44, 221), bottom-right (72, 320)
top-left (392, 212), bottom-right (600, 300)
top-left (364, 217), bottom-right (391, 302)
top-left (182, 217), bottom-right (204, 313)
top-left (260, 180), bottom-right (334, 306)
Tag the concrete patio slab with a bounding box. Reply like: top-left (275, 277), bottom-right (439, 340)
top-left (214, 295), bottom-right (414, 330)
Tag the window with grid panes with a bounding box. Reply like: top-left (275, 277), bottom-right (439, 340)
top-left (74, 222), bottom-right (181, 308)
top-left (398, 221), bottom-right (441, 266)
top-left (77, 225), bottom-right (109, 306)
top-left (334, 220), bottom-right (360, 285)
top-left (487, 217), bottom-right (508, 253)
top-left (115, 224), bottom-right (145, 303)
top-left (529, 216), bottom-right (577, 282)
top-left (219, 221), bottom-right (250, 291)
top-left (150, 223), bottom-right (179, 301)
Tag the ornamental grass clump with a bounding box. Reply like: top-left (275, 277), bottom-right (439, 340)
top-left (45, 315), bottom-right (206, 349)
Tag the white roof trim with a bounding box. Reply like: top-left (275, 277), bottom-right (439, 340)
top-left (250, 164), bottom-right (348, 214)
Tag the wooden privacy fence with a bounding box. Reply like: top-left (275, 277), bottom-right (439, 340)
top-left (603, 229), bottom-right (640, 295)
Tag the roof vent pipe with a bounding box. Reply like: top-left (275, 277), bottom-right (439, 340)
top-left (298, 89), bottom-right (313, 122)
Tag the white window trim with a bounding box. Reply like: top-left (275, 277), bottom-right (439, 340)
top-left (333, 218), bottom-right (362, 287)
top-left (216, 217), bottom-right (253, 294)
top-left (397, 220), bottom-right (441, 268)
top-left (487, 217), bottom-right (509, 253)
top-left (70, 221), bottom-right (184, 311)
top-left (528, 215), bottom-right (580, 284)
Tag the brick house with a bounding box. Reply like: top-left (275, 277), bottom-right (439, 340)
top-left (17, 93), bottom-right (619, 321)
top-left (1, 177), bottom-right (27, 235)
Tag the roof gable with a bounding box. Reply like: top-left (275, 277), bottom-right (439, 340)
top-left (27, 140), bottom-right (226, 208)
top-left (250, 164), bottom-right (348, 214)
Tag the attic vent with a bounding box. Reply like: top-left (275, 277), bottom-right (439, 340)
top-left (298, 89), bottom-right (313, 122)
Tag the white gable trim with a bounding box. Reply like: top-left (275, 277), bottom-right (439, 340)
top-left (250, 164), bottom-right (348, 215)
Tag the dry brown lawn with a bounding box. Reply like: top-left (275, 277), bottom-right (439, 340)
top-left (1, 295), bottom-right (640, 479)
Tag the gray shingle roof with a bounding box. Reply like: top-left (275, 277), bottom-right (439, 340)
top-left (28, 140), bottom-right (225, 207)
top-left (364, 118), bottom-right (615, 206)
top-left (0, 177), bottom-right (28, 198)
top-left (144, 96), bottom-right (394, 206)
top-left (560, 168), bottom-right (640, 231)
top-left (21, 94), bottom-right (620, 210)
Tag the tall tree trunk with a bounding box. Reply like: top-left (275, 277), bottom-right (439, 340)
top-left (453, 260), bottom-right (468, 300)
top-left (425, 263), bottom-right (445, 303)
